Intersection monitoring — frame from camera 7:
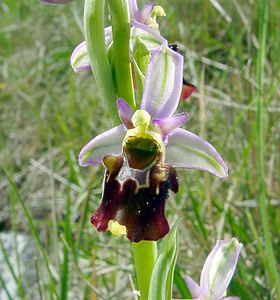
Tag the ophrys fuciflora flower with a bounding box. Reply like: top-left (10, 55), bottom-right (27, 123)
top-left (79, 45), bottom-right (228, 242)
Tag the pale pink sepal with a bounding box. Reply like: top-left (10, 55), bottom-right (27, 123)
top-left (79, 125), bottom-right (126, 167)
top-left (165, 128), bottom-right (228, 178)
top-left (140, 45), bottom-right (183, 119)
top-left (129, 0), bottom-right (154, 24)
top-left (129, 0), bottom-right (141, 22)
top-left (184, 275), bottom-right (201, 299)
top-left (200, 239), bottom-right (243, 300)
top-left (141, 2), bottom-right (154, 24)
top-left (131, 20), bottom-right (167, 52)
top-left (71, 27), bottom-right (112, 73)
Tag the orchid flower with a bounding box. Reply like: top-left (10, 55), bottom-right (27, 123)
top-left (79, 45), bottom-right (228, 242)
top-left (70, 0), bottom-right (196, 100)
top-left (185, 238), bottom-right (243, 300)
top-left (129, 0), bottom-right (166, 30)
top-left (41, 0), bottom-right (196, 101)
top-left (71, 0), bottom-right (167, 73)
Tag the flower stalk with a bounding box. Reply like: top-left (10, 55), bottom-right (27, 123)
top-left (84, 0), bottom-right (118, 124)
top-left (132, 241), bottom-right (157, 300)
top-left (85, 0), bottom-right (157, 296)
top-left (107, 0), bottom-right (136, 109)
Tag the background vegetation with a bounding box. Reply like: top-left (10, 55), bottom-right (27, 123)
top-left (0, 0), bottom-right (279, 299)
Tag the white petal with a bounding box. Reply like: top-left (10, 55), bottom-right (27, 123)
top-left (79, 125), bottom-right (126, 167)
top-left (165, 128), bottom-right (228, 178)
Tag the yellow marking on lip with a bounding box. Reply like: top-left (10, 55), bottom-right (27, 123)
top-left (108, 220), bottom-right (127, 236)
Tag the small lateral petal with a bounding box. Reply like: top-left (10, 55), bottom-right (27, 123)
top-left (165, 128), bottom-right (228, 178)
top-left (184, 275), bottom-right (201, 299)
top-left (117, 99), bottom-right (134, 129)
top-left (223, 297), bottom-right (241, 300)
top-left (153, 113), bottom-right (189, 140)
top-left (79, 125), bottom-right (126, 167)
top-left (140, 45), bottom-right (183, 118)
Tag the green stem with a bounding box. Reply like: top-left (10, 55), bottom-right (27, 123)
top-left (107, 0), bottom-right (136, 109)
top-left (84, 0), bottom-right (118, 124)
top-left (256, 1), bottom-right (280, 297)
top-left (131, 241), bottom-right (157, 300)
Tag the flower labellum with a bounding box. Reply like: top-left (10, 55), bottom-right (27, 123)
top-left (92, 154), bottom-right (179, 242)
top-left (185, 238), bottom-right (243, 300)
top-left (79, 45), bottom-right (228, 242)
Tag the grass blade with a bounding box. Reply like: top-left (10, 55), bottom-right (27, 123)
top-left (3, 169), bottom-right (58, 300)
top-left (255, 1), bottom-right (280, 297)
top-left (0, 237), bottom-right (26, 299)
top-left (60, 188), bottom-right (72, 300)
top-left (0, 273), bottom-right (13, 300)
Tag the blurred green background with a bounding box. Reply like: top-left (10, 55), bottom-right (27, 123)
top-left (0, 0), bottom-right (279, 299)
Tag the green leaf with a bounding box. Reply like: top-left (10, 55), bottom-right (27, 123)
top-left (174, 266), bottom-right (191, 299)
top-left (149, 220), bottom-right (180, 300)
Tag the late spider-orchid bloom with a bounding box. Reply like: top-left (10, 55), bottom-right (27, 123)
top-left (70, 0), bottom-right (195, 100)
top-left (129, 0), bottom-right (156, 25)
top-left (185, 238), bottom-right (243, 300)
top-left (71, 0), bottom-right (167, 73)
top-left (129, 0), bottom-right (166, 30)
top-left (79, 45), bottom-right (228, 242)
